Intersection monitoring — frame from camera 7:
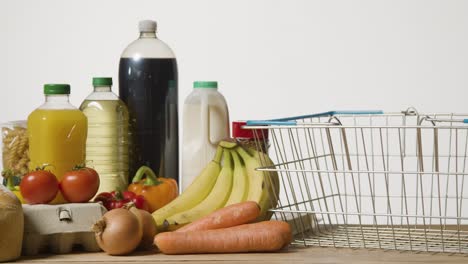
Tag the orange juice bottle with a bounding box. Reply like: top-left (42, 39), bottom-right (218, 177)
top-left (28, 84), bottom-right (87, 204)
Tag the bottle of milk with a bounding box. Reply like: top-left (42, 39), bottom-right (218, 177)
top-left (182, 81), bottom-right (229, 191)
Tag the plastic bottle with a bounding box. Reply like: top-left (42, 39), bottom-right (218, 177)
top-left (119, 20), bottom-right (178, 183)
top-left (182, 81), bottom-right (229, 191)
top-left (28, 84), bottom-right (87, 204)
top-left (79, 77), bottom-right (129, 194)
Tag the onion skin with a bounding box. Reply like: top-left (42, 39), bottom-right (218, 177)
top-left (129, 207), bottom-right (157, 250)
top-left (93, 208), bottom-right (142, 255)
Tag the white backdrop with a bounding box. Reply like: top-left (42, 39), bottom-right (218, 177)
top-left (1, 0), bottom-right (468, 124)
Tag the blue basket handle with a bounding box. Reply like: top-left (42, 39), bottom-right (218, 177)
top-left (464, 119), bottom-right (468, 124)
top-left (246, 110), bottom-right (384, 126)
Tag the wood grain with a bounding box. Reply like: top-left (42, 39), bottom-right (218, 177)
top-left (16, 246), bottom-right (468, 264)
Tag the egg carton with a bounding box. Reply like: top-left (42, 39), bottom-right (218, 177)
top-left (22, 203), bottom-right (107, 255)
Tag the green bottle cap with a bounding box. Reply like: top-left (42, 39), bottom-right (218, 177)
top-left (44, 84), bottom-right (70, 95)
top-left (194, 81), bottom-right (218, 89)
top-left (93, 77), bottom-right (113, 86)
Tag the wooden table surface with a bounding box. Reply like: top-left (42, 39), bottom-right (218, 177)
top-left (15, 246), bottom-right (468, 264)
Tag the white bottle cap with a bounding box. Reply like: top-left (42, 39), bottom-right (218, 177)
top-left (139, 20), bottom-right (157, 32)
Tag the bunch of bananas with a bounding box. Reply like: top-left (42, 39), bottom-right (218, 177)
top-left (152, 140), bottom-right (280, 231)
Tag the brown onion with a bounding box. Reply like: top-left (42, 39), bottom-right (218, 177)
top-left (128, 206), bottom-right (157, 249)
top-left (92, 208), bottom-right (142, 255)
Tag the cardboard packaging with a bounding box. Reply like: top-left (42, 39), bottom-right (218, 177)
top-left (22, 203), bottom-right (106, 255)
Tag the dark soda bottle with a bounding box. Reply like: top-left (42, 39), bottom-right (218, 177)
top-left (119, 20), bottom-right (178, 183)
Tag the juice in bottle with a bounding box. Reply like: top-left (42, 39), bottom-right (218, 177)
top-left (28, 84), bottom-right (87, 203)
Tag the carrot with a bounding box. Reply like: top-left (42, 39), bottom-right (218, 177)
top-left (154, 221), bottom-right (291, 254)
top-left (176, 201), bottom-right (261, 233)
top-left (253, 220), bottom-right (292, 246)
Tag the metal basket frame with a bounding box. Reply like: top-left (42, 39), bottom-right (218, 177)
top-left (246, 108), bottom-right (468, 254)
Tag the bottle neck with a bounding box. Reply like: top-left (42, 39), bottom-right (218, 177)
top-left (93, 86), bottom-right (112, 92)
top-left (39, 94), bottom-right (76, 110)
top-left (194, 88), bottom-right (219, 92)
top-left (139, 32), bottom-right (157, 39)
top-left (45, 94), bottom-right (70, 103)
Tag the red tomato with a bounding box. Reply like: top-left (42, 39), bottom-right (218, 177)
top-left (85, 167), bottom-right (99, 180)
top-left (20, 170), bottom-right (59, 204)
top-left (60, 167), bottom-right (100, 203)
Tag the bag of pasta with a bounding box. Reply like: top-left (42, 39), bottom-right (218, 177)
top-left (1, 121), bottom-right (29, 175)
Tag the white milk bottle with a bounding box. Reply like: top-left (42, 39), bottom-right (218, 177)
top-left (182, 81), bottom-right (229, 191)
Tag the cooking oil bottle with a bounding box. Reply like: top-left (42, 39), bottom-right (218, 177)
top-left (80, 77), bottom-right (129, 194)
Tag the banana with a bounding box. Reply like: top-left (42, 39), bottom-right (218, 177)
top-left (165, 149), bottom-right (234, 227)
top-left (152, 146), bottom-right (223, 229)
top-left (247, 147), bottom-right (280, 220)
top-left (224, 150), bottom-right (248, 206)
top-left (235, 146), bottom-right (280, 221)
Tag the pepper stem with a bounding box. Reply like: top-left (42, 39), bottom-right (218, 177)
top-left (114, 189), bottom-right (124, 200)
top-left (132, 166), bottom-right (161, 186)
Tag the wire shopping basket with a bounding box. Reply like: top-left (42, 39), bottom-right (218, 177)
top-left (246, 108), bottom-right (468, 254)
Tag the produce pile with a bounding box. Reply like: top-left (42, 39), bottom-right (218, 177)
top-left (153, 140), bottom-right (280, 231)
top-left (0, 139), bottom-right (291, 258)
top-left (93, 140), bottom-right (289, 255)
top-left (3, 165), bottom-right (100, 205)
top-left (155, 203), bottom-right (291, 254)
